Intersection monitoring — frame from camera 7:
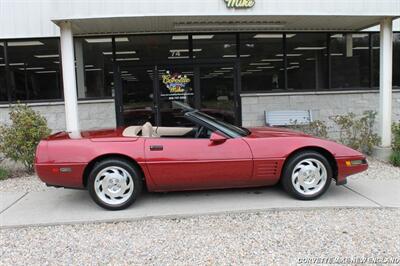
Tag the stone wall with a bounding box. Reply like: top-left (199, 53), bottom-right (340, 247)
top-left (0, 99), bottom-right (116, 132)
top-left (241, 90), bottom-right (400, 132)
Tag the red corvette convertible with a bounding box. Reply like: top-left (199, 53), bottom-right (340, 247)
top-left (35, 104), bottom-right (368, 210)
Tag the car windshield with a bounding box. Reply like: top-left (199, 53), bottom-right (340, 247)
top-left (170, 101), bottom-right (250, 137)
top-left (190, 111), bottom-right (250, 137)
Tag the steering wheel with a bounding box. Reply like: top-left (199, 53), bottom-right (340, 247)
top-left (195, 126), bottom-right (205, 138)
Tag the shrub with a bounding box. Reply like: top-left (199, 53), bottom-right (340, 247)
top-left (392, 122), bottom-right (400, 151)
top-left (0, 104), bottom-right (51, 173)
top-left (330, 111), bottom-right (380, 155)
top-left (391, 122), bottom-right (400, 167)
top-left (391, 151), bottom-right (400, 167)
top-left (288, 120), bottom-right (329, 139)
top-left (0, 167), bottom-right (9, 180)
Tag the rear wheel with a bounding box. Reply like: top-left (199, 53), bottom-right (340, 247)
top-left (87, 159), bottom-right (142, 210)
top-left (281, 151), bottom-right (332, 200)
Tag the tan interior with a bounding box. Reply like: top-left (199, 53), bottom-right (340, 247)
top-left (123, 122), bottom-right (194, 138)
top-left (122, 126), bottom-right (142, 137)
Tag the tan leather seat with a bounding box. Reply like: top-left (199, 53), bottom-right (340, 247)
top-left (141, 122), bottom-right (154, 137)
top-left (122, 126), bottom-right (142, 137)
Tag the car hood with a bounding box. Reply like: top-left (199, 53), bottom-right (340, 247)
top-left (247, 127), bottom-right (311, 138)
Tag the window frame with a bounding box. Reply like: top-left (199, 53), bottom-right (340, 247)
top-left (1, 31), bottom-right (399, 104)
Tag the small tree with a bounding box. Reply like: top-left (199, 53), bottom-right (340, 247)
top-left (0, 104), bottom-right (51, 173)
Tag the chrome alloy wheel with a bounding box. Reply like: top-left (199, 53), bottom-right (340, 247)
top-left (291, 158), bottom-right (328, 196)
top-left (94, 166), bottom-right (134, 206)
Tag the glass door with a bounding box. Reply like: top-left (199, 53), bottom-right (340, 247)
top-left (116, 62), bottom-right (240, 127)
top-left (120, 65), bottom-right (156, 126)
top-left (157, 65), bottom-right (196, 126)
top-left (198, 64), bottom-right (237, 125)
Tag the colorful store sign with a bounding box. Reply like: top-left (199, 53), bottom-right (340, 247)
top-left (161, 71), bottom-right (194, 100)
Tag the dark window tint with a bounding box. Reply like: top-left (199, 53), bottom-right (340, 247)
top-left (7, 39), bottom-right (62, 101)
top-left (0, 42), bottom-right (7, 102)
top-left (393, 33), bottom-right (400, 88)
top-left (193, 34), bottom-right (237, 60)
top-left (240, 33), bottom-right (284, 91)
top-left (75, 37), bottom-right (114, 99)
top-left (372, 33), bottom-right (380, 87)
top-left (331, 33), bottom-right (370, 89)
top-left (287, 33), bottom-right (328, 90)
top-left (116, 35), bottom-right (189, 63)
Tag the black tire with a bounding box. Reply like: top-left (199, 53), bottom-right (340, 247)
top-left (281, 151), bottom-right (332, 200)
top-left (87, 158), bottom-right (143, 210)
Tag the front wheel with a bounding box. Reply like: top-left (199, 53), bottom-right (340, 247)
top-left (281, 151), bottom-right (332, 200)
top-left (87, 159), bottom-right (142, 210)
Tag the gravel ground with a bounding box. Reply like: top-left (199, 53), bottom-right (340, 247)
top-left (0, 175), bottom-right (47, 193)
top-left (0, 157), bottom-right (398, 193)
top-left (1, 208), bottom-right (399, 265)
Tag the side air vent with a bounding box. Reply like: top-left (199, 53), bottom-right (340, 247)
top-left (254, 161), bottom-right (278, 178)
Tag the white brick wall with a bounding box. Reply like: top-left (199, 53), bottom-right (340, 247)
top-left (241, 90), bottom-right (400, 131)
top-left (0, 100), bottom-right (116, 133)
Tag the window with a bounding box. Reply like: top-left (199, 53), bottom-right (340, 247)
top-left (116, 34), bottom-right (189, 63)
top-left (6, 39), bottom-right (62, 101)
top-left (192, 34), bottom-right (237, 60)
top-left (240, 33), bottom-right (284, 91)
top-left (74, 37), bottom-right (114, 99)
top-left (393, 33), bottom-right (400, 88)
top-left (0, 42), bottom-right (7, 102)
top-left (371, 33), bottom-right (380, 87)
top-left (330, 33), bottom-right (370, 89)
top-left (287, 33), bottom-right (328, 91)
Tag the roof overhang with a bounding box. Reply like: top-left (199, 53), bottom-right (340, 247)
top-left (53, 15), bottom-right (399, 36)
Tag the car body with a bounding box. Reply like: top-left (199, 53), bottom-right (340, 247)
top-left (35, 104), bottom-right (368, 210)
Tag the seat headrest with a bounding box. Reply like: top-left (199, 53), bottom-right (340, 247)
top-left (142, 122), bottom-right (153, 137)
top-left (122, 126), bottom-right (142, 137)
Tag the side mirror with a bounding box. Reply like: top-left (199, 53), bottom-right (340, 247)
top-left (209, 132), bottom-right (227, 145)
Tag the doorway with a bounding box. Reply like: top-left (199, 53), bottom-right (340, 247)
top-left (117, 62), bottom-right (240, 127)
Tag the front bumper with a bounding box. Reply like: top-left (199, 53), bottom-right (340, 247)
top-left (335, 157), bottom-right (368, 185)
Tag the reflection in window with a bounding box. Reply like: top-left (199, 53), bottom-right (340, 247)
top-left (75, 37), bottom-right (114, 98)
top-left (116, 35), bottom-right (189, 63)
top-left (6, 39), bottom-right (62, 101)
top-left (372, 33), bottom-right (380, 87)
top-left (192, 34), bottom-right (236, 59)
top-left (287, 33), bottom-right (328, 90)
top-left (0, 43), bottom-right (7, 102)
top-left (393, 33), bottom-right (400, 88)
top-left (158, 67), bottom-right (195, 126)
top-left (121, 67), bottom-right (155, 126)
top-left (331, 33), bottom-right (370, 89)
top-left (200, 65), bottom-right (235, 124)
top-left (240, 33), bottom-right (284, 91)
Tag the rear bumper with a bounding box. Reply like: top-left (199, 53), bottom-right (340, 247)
top-left (35, 163), bottom-right (86, 189)
top-left (335, 156), bottom-right (368, 185)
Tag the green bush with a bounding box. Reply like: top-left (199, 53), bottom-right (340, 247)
top-left (390, 151), bottom-right (400, 167)
top-left (0, 167), bottom-right (9, 180)
top-left (288, 120), bottom-right (329, 139)
top-left (0, 104), bottom-right (51, 173)
top-left (330, 111), bottom-right (380, 155)
top-left (391, 123), bottom-right (400, 167)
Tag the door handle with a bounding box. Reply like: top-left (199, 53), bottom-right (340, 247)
top-left (150, 145), bottom-right (163, 151)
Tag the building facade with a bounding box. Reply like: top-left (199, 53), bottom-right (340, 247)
top-left (0, 0), bottom-right (399, 150)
